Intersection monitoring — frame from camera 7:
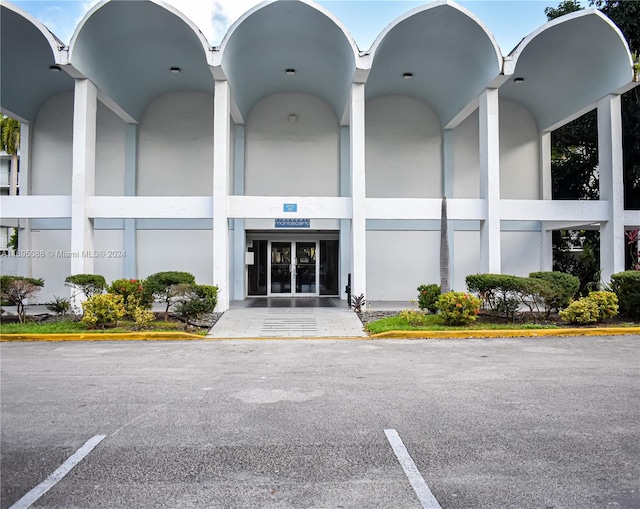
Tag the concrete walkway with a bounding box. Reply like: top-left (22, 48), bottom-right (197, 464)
top-left (205, 298), bottom-right (403, 338)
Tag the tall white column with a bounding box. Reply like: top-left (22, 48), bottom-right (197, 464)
top-left (598, 94), bottom-right (624, 282)
top-left (340, 126), bottom-right (351, 301)
top-left (350, 83), bottom-right (366, 299)
top-left (479, 88), bottom-right (501, 274)
top-left (123, 123), bottom-right (138, 279)
top-left (70, 79), bottom-right (97, 281)
top-left (232, 125), bottom-right (245, 301)
top-left (213, 80), bottom-right (231, 311)
top-left (18, 122), bottom-right (32, 277)
top-left (539, 131), bottom-right (553, 271)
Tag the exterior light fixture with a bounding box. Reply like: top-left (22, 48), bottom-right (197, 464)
top-left (49, 65), bottom-right (61, 72)
top-left (170, 67), bottom-right (181, 74)
top-left (286, 68), bottom-right (295, 75)
top-left (514, 77), bottom-right (525, 83)
top-left (403, 73), bottom-right (413, 80)
top-left (289, 114), bottom-right (297, 123)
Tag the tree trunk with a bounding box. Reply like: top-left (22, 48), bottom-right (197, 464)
top-left (440, 196), bottom-right (450, 293)
top-left (9, 153), bottom-right (18, 195)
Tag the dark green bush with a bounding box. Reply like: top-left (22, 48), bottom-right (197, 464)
top-left (417, 284), bottom-right (440, 313)
top-left (465, 273), bottom-right (552, 322)
top-left (170, 284), bottom-right (218, 328)
top-left (144, 271), bottom-right (196, 320)
top-left (64, 274), bottom-right (106, 299)
top-left (610, 271), bottom-right (640, 320)
top-left (529, 271), bottom-right (580, 316)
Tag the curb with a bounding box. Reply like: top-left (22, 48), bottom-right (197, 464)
top-left (0, 332), bottom-right (205, 342)
top-left (370, 327), bottom-right (640, 339)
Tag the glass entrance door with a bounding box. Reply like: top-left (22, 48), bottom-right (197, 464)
top-left (268, 241), bottom-right (318, 296)
top-left (295, 242), bottom-right (316, 295)
top-left (270, 242), bottom-right (292, 294)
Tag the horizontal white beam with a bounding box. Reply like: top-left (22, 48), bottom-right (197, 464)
top-left (228, 196), bottom-right (351, 219)
top-left (3, 196), bottom-right (636, 226)
top-left (0, 196), bottom-right (71, 218)
top-left (624, 209), bottom-right (640, 227)
top-left (89, 197), bottom-right (213, 218)
top-left (366, 198), bottom-right (486, 220)
top-left (501, 200), bottom-right (609, 222)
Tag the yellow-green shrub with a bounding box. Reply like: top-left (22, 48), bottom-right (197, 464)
top-left (81, 293), bottom-right (126, 328)
top-left (436, 291), bottom-right (481, 326)
top-left (131, 306), bottom-right (155, 330)
top-left (587, 291), bottom-right (618, 321)
top-left (399, 308), bottom-right (427, 326)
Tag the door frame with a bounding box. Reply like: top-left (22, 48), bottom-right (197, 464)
top-left (267, 240), bottom-right (319, 297)
top-left (246, 232), bottom-right (340, 298)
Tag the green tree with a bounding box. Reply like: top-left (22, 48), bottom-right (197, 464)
top-left (0, 115), bottom-right (20, 196)
top-left (545, 0), bottom-right (640, 289)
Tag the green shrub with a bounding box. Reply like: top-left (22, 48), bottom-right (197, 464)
top-left (465, 273), bottom-right (549, 322)
top-left (0, 276), bottom-right (45, 323)
top-left (559, 298), bottom-right (600, 324)
top-left (436, 291), bottom-right (481, 326)
top-left (81, 293), bottom-right (126, 329)
top-left (610, 271), bottom-right (640, 320)
top-left (529, 271), bottom-right (580, 315)
top-left (144, 271), bottom-right (196, 320)
top-left (170, 284), bottom-right (218, 328)
top-left (417, 284), bottom-right (440, 313)
top-left (399, 308), bottom-right (428, 326)
top-left (65, 274), bottom-right (106, 299)
top-left (108, 278), bottom-right (152, 315)
top-left (45, 295), bottom-right (71, 316)
top-left (587, 291), bottom-right (618, 321)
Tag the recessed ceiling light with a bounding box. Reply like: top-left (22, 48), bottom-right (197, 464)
top-left (514, 77), bottom-right (525, 83)
top-left (403, 73), bottom-right (413, 80)
top-left (49, 65), bottom-right (61, 72)
top-left (286, 68), bottom-right (295, 75)
top-left (170, 67), bottom-right (181, 74)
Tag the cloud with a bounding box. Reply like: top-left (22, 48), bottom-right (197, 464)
top-left (160, 0), bottom-right (265, 45)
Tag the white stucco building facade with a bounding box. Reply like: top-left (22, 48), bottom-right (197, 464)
top-left (1, 0), bottom-right (638, 309)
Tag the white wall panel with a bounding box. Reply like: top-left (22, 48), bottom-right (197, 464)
top-left (138, 92), bottom-right (214, 196)
top-left (366, 95), bottom-right (441, 198)
top-left (245, 93), bottom-right (339, 197)
top-left (501, 231), bottom-right (542, 276)
top-left (453, 109), bottom-right (480, 199)
top-left (32, 93), bottom-right (73, 195)
top-left (500, 100), bottom-right (539, 199)
top-left (136, 230), bottom-right (213, 285)
top-left (96, 102), bottom-right (125, 196)
top-left (367, 230), bottom-right (440, 301)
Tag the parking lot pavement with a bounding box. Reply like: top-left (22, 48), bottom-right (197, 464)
top-left (1, 336), bottom-right (638, 508)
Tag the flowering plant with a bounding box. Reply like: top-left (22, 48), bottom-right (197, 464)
top-left (107, 278), bottom-right (152, 314)
top-left (436, 291), bottom-right (481, 325)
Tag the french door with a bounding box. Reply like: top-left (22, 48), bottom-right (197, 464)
top-left (268, 241), bottom-right (318, 296)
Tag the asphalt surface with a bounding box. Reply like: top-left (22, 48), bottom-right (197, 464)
top-left (1, 336), bottom-right (639, 508)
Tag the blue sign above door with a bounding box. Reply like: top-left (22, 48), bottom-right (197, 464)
top-left (275, 218), bottom-right (310, 228)
top-left (283, 203), bottom-right (297, 212)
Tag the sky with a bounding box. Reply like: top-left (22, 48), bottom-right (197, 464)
top-left (11, 0), bottom-right (580, 55)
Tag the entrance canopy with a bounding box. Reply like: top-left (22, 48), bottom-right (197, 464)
top-left (502, 9), bottom-right (635, 131)
top-left (218, 0), bottom-right (358, 122)
top-left (0, 4), bottom-right (72, 122)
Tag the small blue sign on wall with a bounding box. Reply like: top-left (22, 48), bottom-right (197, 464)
top-left (283, 203), bottom-right (297, 213)
top-left (275, 218), bottom-right (310, 228)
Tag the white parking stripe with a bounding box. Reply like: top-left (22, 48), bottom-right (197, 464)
top-left (9, 435), bottom-right (106, 509)
top-left (385, 429), bottom-right (442, 509)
